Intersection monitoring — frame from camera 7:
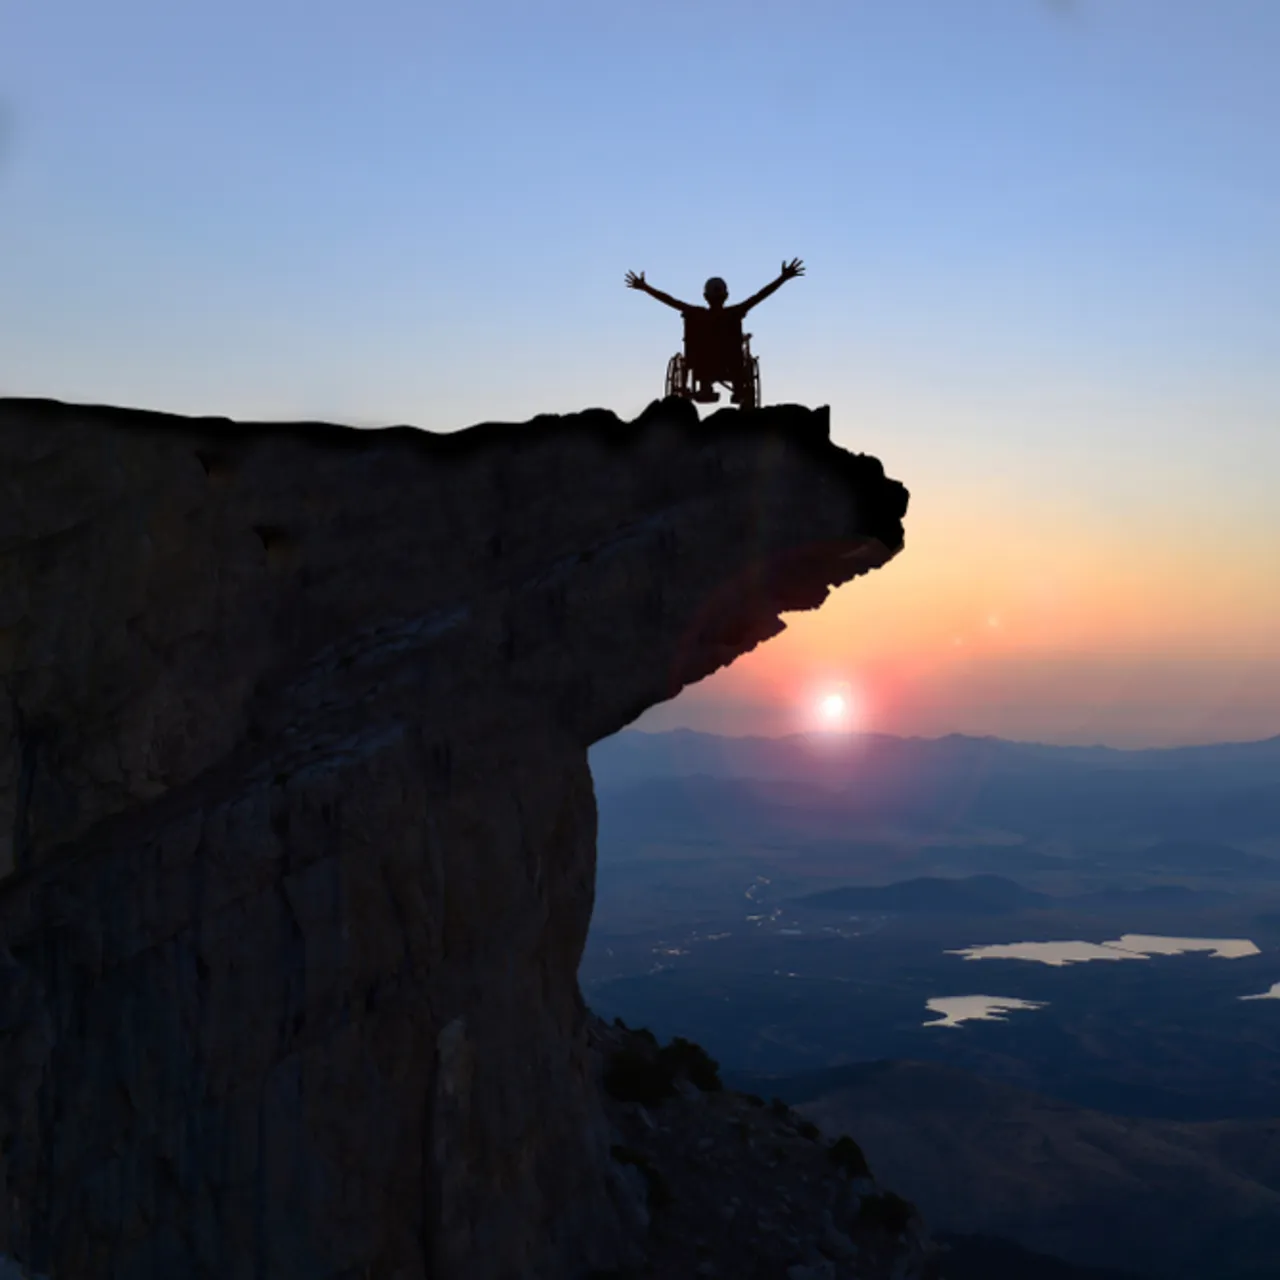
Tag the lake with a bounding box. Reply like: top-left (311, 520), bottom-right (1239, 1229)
top-left (1240, 981), bottom-right (1280, 1001)
top-left (947, 934), bottom-right (1261, 966)
top-left (927, 933), bottom-right (1267, 1026)
top-left (924, 995), bottom-right (1048, 1028)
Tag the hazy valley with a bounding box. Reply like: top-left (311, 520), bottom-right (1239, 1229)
top-left (582, 729), bottom-right (1280, 1277)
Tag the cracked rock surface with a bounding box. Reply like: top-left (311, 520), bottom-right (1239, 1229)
top-left (0, 395), bottom-right (907, 1278)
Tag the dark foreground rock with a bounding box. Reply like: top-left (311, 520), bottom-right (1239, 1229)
top-left (587, 1017), bottom-right (941, 1280)
top-left (0, 395), bottom-right (907, 1278)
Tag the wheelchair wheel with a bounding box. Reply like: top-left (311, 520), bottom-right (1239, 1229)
top-left (735, 357), bottom-right (760, 409)
top-left (665, 353), bottom-right (689, 399)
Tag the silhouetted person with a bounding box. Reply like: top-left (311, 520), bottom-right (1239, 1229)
top-left (626, 259), bottom-right (804, 403)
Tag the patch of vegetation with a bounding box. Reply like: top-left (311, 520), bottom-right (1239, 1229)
top-left (602, 1033), bottom-right (722, 1104)
top-left (659, 1036), bottom-right (722, 1092)
top-left (745, 1093), bottom-right (765, 1108)
top-left (770, 1097), bottom-right (791, 1119)
top-left (827, 1135), bottom-right (871, 1177)
top-left (611, 1144), bottom-right (673, 1210)
top-left (796, 1119), bottom-right (820, 1141)
top-left (858, 1191), bottom-right (915, 1235)
top-left (609, 1017), bottom-right (656, 1045)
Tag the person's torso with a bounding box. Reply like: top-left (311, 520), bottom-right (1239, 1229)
top-left (683, 305), bottom-right (744, 359)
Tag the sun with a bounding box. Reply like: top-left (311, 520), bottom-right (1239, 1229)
top-left (807, 682), bottom-right (860, 733)
top-left (819, 692), bottom-right (848, 723)
top-left (793, 678), bottom-right (865, 737)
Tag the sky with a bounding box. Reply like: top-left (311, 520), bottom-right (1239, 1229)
top-left (2, 0), bottom-right (1278, 747)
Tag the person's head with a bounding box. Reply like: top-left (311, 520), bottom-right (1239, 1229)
top-left (703, 277), bottom-right (729, 307)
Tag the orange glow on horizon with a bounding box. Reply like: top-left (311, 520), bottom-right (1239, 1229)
top-left (635, 466), bottom-right (1280, 747)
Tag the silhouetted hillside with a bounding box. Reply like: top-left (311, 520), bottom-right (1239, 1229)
top-left (739, 1059), bottom-right (1280, 1280)
top-left (935, 1233), bottom-right (1152, 1280)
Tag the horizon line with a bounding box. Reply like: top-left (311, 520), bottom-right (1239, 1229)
top-left (614, 726), bottom-right (1280, 754)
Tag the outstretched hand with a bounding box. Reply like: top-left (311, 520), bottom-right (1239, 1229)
top-left (781, 258), bottom-right (805, 280)
top-left (625, 270), bottom-right (646, 290)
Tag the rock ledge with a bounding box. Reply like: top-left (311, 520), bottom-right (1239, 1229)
top-left (0, 395), bottom-right (907, 1278)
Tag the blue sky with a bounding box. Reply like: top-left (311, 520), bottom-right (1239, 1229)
top-left (3, 0), bottom-right (1278, 744)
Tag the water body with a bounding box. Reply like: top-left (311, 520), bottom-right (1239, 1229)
top-left (947, 934), bottom-right (1261, 967)
top-left (1240, 981), bottom-right (1280, 1001)
top-left (924, 995), bottom-right (1048, 1028)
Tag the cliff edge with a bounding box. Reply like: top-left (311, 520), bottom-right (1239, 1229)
top-left (0, 395), bottom-right (909, 1278)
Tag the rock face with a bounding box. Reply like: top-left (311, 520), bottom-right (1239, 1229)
top-left (0, 395), bottom-right (907, 1279)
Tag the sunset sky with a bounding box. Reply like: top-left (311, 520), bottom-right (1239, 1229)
top-left (3, 1), bottom-right (1277, 747)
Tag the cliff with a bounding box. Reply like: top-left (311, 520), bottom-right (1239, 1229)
top-left (0, 394), bottom-right (909, 1279)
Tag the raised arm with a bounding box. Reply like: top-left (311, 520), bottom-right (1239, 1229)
top-left (738, 257), bottom-right (805, 313)
top-left (625, 270), bottom-right (691, 311)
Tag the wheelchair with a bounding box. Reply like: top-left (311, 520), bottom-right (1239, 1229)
top-left (665, 332), bottom-right (761, 409)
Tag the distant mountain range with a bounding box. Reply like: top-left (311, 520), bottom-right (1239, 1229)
top-left (729, 1058), bottom-right (1280, 1280)
top-left (789, 874), bottom-right (1047, 913)
top-left (1110, 840), bottom-right (1279, 877)
top-left (786, 874), bottom-right (1235, 914)
top-left (589, 728), bottom-right (1280, 850)
top-left (591, 727), bottom-right (1280, 791)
